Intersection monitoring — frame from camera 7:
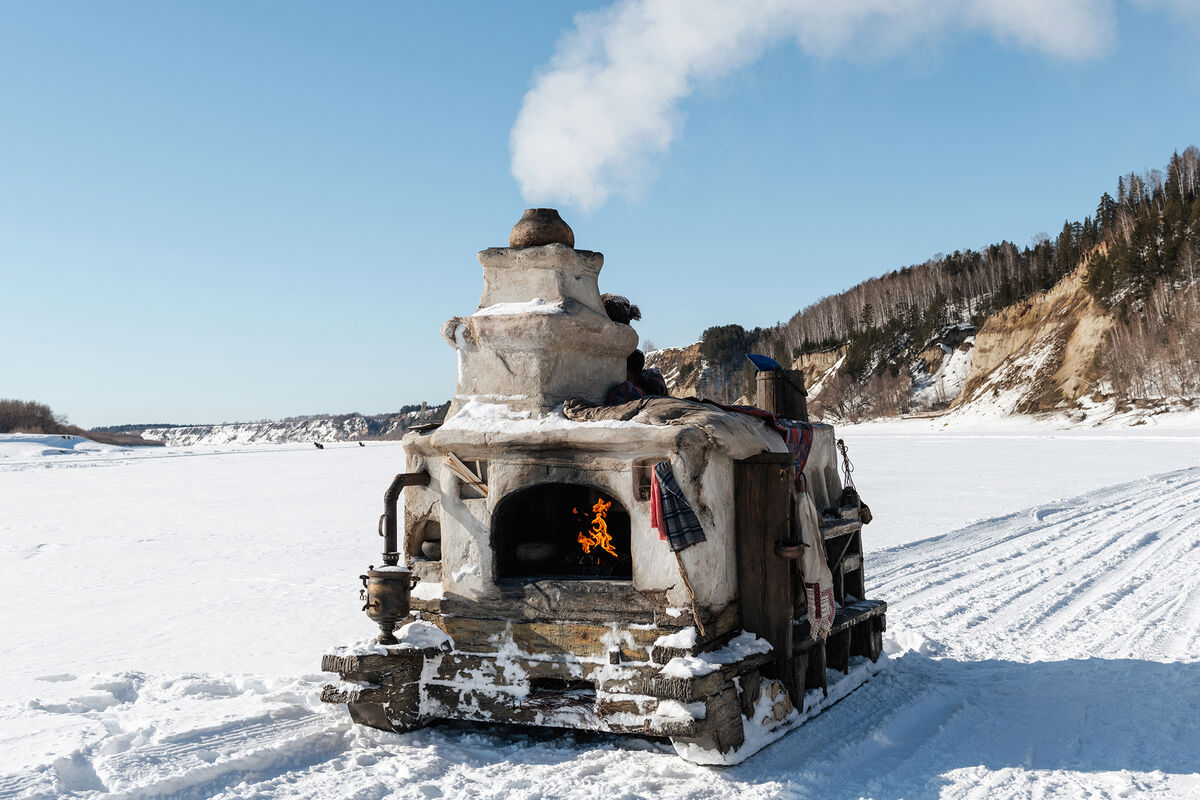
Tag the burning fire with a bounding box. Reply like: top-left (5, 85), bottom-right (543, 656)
top-left (575, 498), bottom-right (617, 558)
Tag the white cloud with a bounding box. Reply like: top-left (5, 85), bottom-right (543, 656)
top-left (510, 0), bottom-right (1116, 211)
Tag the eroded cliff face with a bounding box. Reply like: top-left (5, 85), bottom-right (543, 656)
top-left (792, 347), bottom-right (847, 400)
top-left (953, 264), bottom-right (1114, 414)
top-left (646, 342), bottom-right (705, 397)
top-left (646, 258), bottom-right (1130, 421)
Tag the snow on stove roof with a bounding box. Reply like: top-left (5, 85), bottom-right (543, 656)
top-left (434, 397), bottom-right (790, 461)
top-left (473, 298), bottom-right (566, 317)
top-left (439, 399), bottom-right (657, 434)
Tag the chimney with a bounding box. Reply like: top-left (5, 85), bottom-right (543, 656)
top-left (441, 209), bottom-right (639, 416)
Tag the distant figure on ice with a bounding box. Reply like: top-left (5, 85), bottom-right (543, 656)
top-left (313, 442), bottom-right (324, 449)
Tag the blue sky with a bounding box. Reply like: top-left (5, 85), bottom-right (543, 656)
top-left (2, 2), bottom-right (1198, 427)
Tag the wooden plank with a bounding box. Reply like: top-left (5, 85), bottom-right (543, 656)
top-left (669, 682), bottom-right (744, 754)
top-left (832, 599), bottom-right (887, 634)
top-left (321, 650), bottom-right (426, 682)
top-left (435, 581), bottom-right (661, 625)
top-left (793, 599), bottom-right (886, 642)
top-left (820, 518), bottom-right (862, 540)
top-left (734, 452), bottom-right (795, 695)
top-left (421, 683), bottom-right (687, 736)
top-left (790, 652), bottom-right (810, 706)
top-left (647, 671), bottom-right (725, 703)
top-left (321, 682), bottom-right (388, 705)
top-left (432, 650), bottom-right (660, 696)
top-left (432, 615), bottom-right (659, 661)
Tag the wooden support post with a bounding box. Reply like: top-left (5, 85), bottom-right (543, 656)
top-left (735, 453), bottom-right (796, 695)
top-left (805, 642), bottom-right (827, 692)
top-left (756, 370), bottom-right (779, 418)
top-left (755, 369), bottom-right (809, 422)
top-left (851, 617), bottom-right (885, 662)
top-left (826, 630), bottom-right (851, 674)
top-left (790, 651), bottom-right (810, 711)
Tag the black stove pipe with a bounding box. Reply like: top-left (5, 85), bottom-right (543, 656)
top-left (380, 471), bottom-right (430, 566)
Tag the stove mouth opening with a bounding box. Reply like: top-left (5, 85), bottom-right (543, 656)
top-left (493, 483), bottom-right (632, 581)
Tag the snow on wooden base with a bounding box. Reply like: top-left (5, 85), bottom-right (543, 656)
top-left (673, 654), bottom-right (889, 765)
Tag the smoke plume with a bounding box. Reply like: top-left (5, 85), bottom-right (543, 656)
top-left (510, 0), bottom-right (1115, 211)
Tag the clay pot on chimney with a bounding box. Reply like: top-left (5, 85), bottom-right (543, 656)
top-left (510, 208), bottom-right (575, 248)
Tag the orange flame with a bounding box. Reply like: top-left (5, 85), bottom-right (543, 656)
top-left (576, 498), bottom-right (616, 558)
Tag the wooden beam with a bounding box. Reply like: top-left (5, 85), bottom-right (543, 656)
top-left (444, 453), bottom-right (488, 496)
top-left (734, 452), bottom-right (796, 695)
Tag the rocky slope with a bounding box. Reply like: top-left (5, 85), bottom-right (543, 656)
top-left (647, 260), bottom-right (1192, 425)
top-left (794, 345), bottom-right (848, 400)
top-left (646, 342), bottom-right (705, 397)
top-left (952, 264), bottom-right (1113, 416)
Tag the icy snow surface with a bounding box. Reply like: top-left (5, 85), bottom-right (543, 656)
top-left (3, 428), bottom-right (1200, 798)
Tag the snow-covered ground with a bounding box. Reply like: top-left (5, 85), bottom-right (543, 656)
top-left (1, 427), bottom-right (1198, 799)
top-left (838, 422), bottom-right (1200, 548)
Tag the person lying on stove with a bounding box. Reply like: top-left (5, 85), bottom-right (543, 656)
top-left (629, 348), bottom-right (669, 396)
top-left (604, 349), bottom-right (670, 405)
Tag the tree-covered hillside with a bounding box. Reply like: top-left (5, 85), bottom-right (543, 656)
top-left (687, 147), bottom-right (1200, 417)
top-left (0, 399), bottom-right (162, 446)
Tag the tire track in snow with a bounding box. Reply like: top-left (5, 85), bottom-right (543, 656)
top-left (95, 713), bottom-right (350, 798)
top-left (138, 466), bottom-right (1200, 799)
top-left (1, 692), bottom-right (352, 800)
top-left (868, 467), bottom-right (1200, 664)
top-left (6, 464), bottom-right (1200, 799)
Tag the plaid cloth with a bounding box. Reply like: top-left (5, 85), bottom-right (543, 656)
top-left (701, 401), bottom-right (814, 478)
top-left (651, 461), bottom-right (706, 552)
top-left (774, 418), bottom-right (814, 476)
